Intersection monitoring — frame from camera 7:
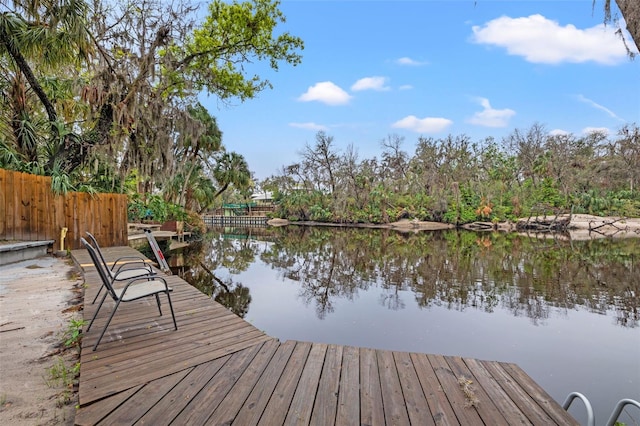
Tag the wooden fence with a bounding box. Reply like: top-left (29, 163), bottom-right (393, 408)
top-left (0, 169), bottom-right (128, 251)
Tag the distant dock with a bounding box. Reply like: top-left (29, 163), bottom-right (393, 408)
top-left (203, 214), bottom-right (269, 227)
top-left (127, 223), bottom-right (191, 250)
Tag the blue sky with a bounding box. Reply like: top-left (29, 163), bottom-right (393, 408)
top-left (199, 0), bottom-right (640, 180)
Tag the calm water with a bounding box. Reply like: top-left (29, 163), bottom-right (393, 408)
top-left (170, 226), bottom-right (640, 425)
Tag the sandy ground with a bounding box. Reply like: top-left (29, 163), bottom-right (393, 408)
top-left (0, 255), bottom-right (82, 426)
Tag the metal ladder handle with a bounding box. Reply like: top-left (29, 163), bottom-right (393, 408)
top-left (606, 398), bottom-right (640, 426)
top-left (144, 229), bottom-right (170, 272)
top-left (563, 392), bottom-right (595, 426)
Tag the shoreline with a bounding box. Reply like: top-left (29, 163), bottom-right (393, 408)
top-left (268, 214), bottom-right (640, 239)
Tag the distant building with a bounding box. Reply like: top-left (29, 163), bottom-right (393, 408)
top-left (251, 191), bottom-right (273, 204)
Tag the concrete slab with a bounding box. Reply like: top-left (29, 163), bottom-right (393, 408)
top-left (0, 241), bottom-right (55, 266)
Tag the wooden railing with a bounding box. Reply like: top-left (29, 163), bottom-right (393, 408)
top-left (0, 169), bottom-right (128, 251)
top-left (202, 215), bottom-right (269, 227)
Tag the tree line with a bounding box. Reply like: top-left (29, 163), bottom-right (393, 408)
top-left (0, 0), bottom-right (303, 221)
top-left (263, 124), bottom-right (640, 224)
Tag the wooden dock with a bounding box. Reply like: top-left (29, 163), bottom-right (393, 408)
top-left (72, 246), bottom-right (578, 425)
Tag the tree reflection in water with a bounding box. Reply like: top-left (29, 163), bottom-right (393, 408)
top-left (175, 226), bottom-right (639, 327)
top-left (171, 233), bottom-right (257, 318)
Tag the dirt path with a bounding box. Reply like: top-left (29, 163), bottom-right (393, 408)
top-left (0, 255), bottom-right (81, 425)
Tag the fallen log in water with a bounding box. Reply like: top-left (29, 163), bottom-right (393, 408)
top-left (516, 214), bottom-right (571, 232)
top-left (461, 221), bottom-right (496, 231)
top-left (588, 216), bottom-right (628, 232)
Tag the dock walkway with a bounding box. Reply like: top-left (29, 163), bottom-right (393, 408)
top-left (72, 246), bottom-right (578, 425)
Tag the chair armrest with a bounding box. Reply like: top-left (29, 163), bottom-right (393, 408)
top-left (112, 256), bottom-right (153, 272)
top-left (112, 265), bottom-right (155, 281)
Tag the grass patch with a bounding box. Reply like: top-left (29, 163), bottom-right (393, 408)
top-left (45, 357), bottom-right (80, 408)
top-left (43, 316), bottom-right (86, 408)
top-left (63, 318), bottom-right (86, 348)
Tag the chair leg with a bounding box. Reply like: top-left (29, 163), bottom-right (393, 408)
top-left (166, 292), bottom-right (178, 330)
top-left (155, 293), bottom-right (162, 316)
top-left (93, 299), bottom-right (122, 351)
top-left (91, 284), bottom-right (104, 304)
top-left (87, 291), bottom-right (109, 332)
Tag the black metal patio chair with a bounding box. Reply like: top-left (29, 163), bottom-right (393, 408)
top-left (81, 237), bottom-right (177, 351)
top-left (85, 231), bottom-right (156, 304)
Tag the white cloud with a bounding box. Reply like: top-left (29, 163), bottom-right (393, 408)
top-left (289, 122), bottom-right (328, 131)
top-left (392, 115), bottom-right (452, 133)
top-left (549, 129), bottom-right (571, 136)
top-left (471, 14), bottom-right (630, 65)
top-left (351, 77), bottom-right (390, 92)
top-left (297, 81), bottom-right (352, 105)
top-left (582, 126), bottom-right (610, 136)
top-left (576, 95), bottom-right (624, 121)
top-left (396, 57), bottom-right (427, 66)
top-left (399, 84), bottom-right (413, 90)
top-left (467, 97), bottom-right (516, 128)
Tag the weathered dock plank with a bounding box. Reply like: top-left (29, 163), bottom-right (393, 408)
top-left (206, 339), bottom-right (281, 425)
top-left (463, 357), bottom-right (532, 425)
top-left (378, 349), bottom-right (411, 425)
top-left (360, 346), bottom-right (386, 425)
top-left (257, 341), bottom-right (313, 426)
top-left (410, 352), bottom-right (459, 425)
top-left (394, 351), bottom-right (436, 426)
top-left (310, 344), bottom-right (343, 425)
top-left (73, 385), bottom-right (142, 426)
top-left (334, 345), bottom-right (360, 425)
top-left (448, 355), bottom-right (510, 425)
top-left (72, 246), bottom-right (578, 425)
top-left (482, 360), bottom-right (557, 425)
top-left (232, 340), bottom-right (297, 425)
top-left (172, 343), bottom-right (264, 425)
top-left (430, 353), bottom-right (485, 425)
top-left (98, 369), bottom-right (190, 424)
top-left (284, 342), bottom-right (327, 425)
top-left (136, 356), bottom-right (231, 424)
top-left (501, 362), bottom-right (579, 425)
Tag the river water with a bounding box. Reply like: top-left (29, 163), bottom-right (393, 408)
top-left (171, 226), bottom-right (640, 425)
